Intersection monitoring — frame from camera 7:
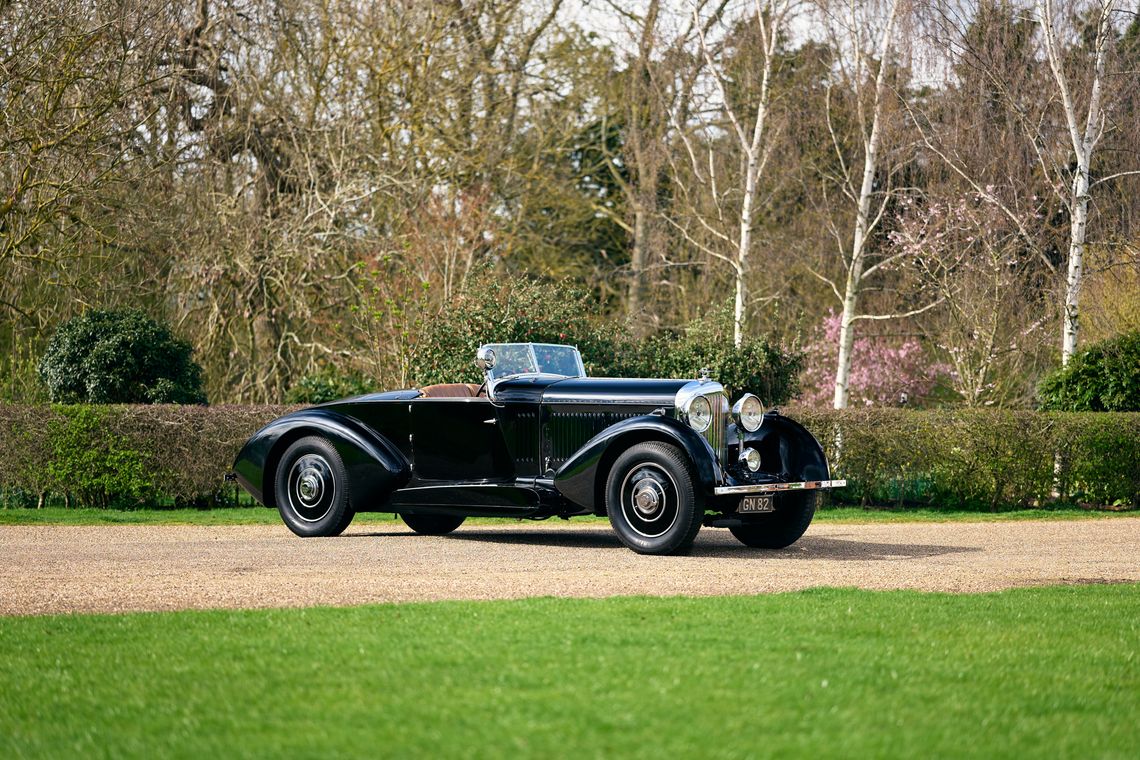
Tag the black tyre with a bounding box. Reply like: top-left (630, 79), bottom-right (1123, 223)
top-left (605, 441), bottom-right (703, 555)
top-left (274, 436), bottom-right (355, 537)
top-left (400, 513), bottom-right (466, 536)
top-left (729, 491), bottom-right (817, 549)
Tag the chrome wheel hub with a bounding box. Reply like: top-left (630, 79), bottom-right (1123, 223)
top-left (619, 464), bottom-right (679, 538)
top-left (299, 475), bottom-right (320, 502)
top-left (287, 454), bottom-right (335, 522)
top-left (631, 478), bottom-right (664, 518)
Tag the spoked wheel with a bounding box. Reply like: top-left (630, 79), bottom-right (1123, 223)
top-left (274, 436), bottom-right (355, 537)
top-left (729, 491), bottom-right (817, 549)
top-left (606, 442), bottom-right (703, 555)
top-left (401, 513), bottom-right (466, 536)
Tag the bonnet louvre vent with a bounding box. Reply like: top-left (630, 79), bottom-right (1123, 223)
top-left (548, 411), bottom-right (639, 466)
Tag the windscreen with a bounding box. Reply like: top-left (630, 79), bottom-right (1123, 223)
top-left (488, 344), bottom-right (585, 379)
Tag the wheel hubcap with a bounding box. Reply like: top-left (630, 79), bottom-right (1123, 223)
top-left (631, 479), bottom-right (664, 518)
top-left (287, 454), bottom-right (336, 523)
top-left (620, 464), bottom-right (679, 539)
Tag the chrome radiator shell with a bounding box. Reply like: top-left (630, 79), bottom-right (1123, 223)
top-left (674, 380), bottom-right (730, 478)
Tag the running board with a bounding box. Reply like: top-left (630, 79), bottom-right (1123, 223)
top-left (713, 479), bottom-right (847, 496)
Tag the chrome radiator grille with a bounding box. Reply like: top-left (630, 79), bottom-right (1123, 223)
top-left (706, 391), bottom-right (729, 470)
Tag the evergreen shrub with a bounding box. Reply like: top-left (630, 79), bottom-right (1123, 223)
top-left (1038, 331), bottom-right (1140, 411)
top-left (609, 305), bottom-right (802, 402)
top-left (39, 309), bottom-right (206, 404)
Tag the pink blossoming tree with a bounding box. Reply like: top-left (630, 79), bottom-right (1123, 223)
top-left (799, 311), bottom-right (946, 407)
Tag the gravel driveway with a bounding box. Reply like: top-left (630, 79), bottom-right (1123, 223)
top-left (2, 518), bottom-right (1138, 616)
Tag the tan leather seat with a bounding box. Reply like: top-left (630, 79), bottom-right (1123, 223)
top-left (418, 383), bottom-right (483, 398)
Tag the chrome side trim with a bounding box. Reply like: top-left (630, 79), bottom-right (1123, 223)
top-left (713, 479), bottom-right (847, 496)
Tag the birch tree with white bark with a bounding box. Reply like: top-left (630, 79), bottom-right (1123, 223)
top-left (1038, 0), bottom-right (1117, 365)
top-left (809, 0), bottom-right (943, 408)
top-left (668, 0), bottom-right (797, 347)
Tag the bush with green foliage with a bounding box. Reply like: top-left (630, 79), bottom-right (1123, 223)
top-left (286, 368), bottom-right (373, 404)
top-left (38, 309), bottom-right (206, 404)
top-left (1037, 331), bottom-right (1140, 411)
top-left (610, 305), bottom-right (802, 402)
top-left (408, 270), bottom-right (619, 386)
top-left (790, 407), bottom-right (1140, 509)
top-left (46, 406), bottom-right (155, 509)
top-left (409, 271), bottom-right (801, 403)
top-left (0, 404), bottom-right (296, 509)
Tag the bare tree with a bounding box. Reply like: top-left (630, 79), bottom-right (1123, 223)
top-left (916, 0), bottom-right (1137, 369)
top-left (894, 194), bottom-right (1050, 405)
top-left (597, 0), bottom-right (730, 330)
top-left (0, 1), bottom-right (176, 330)
top-left (668, 0), bottom-right (797, 346)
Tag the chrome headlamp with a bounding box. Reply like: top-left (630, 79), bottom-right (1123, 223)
top-left (684, 395), bottom-right (713, 433)
top-left (739, 447), bottom-right (762, 472)
top-left (732, 393), bottom-right (765, 432)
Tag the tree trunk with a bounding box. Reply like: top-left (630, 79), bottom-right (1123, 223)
top-left (832, 292), bottom-right (859, 409)
top-left (735, 155), bottom-right (759, 347)
top-left (1062, 164), bottom-right (1089, 364)
top-left (629, 202), bottom-right (648, 321)
top-left (832, 137), bottom-right (877, 409)
top-left (623, 0), bottom-right (662, 333)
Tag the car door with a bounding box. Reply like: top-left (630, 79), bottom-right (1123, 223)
top-left (410, 398), bottom-right (514, 481)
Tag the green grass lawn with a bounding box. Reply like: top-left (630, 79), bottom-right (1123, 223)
top-left (1, 585), bottom-right (1137, 758)
top-left (0, 505), bottom-right (1132, 526)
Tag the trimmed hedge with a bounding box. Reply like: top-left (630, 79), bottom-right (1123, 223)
top-left (789, 408), bottom-right (1140, 510)
top-left (0, 405), bottom-right (296, 509)
top-left (0, 405), bottom-right (1136, 511)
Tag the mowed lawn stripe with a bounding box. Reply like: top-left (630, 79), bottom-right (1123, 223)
top-left (1, 585), bottom-right (1137, 758)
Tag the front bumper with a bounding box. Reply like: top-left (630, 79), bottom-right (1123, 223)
top-left (713, 479), bottom-right (847, 496)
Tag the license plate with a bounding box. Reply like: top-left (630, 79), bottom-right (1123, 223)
top-left (739, 495), bottom-right (774, 513)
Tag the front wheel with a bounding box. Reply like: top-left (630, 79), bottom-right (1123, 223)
top-left (275, 436), bottom-right (355, 537)
top-left (401, 513), bottom-right (466, 536)
top-left (605, 441), bottom-right (703, 555)
top-left (729, 492), bottom-right (817, 549)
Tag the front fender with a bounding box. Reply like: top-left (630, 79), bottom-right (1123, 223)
top-left (732, 414), bottom-right (830, 482)
top-left (233, 408), bottom-right (410, 508)
top-left (553, 415), bottom-right (721, 512)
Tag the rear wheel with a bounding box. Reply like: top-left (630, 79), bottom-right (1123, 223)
top-left (275, 436), bottom-right (355, 537)
top-left (729, 492), bottom-right (817, 549)
top-left (401, 513), bottom-right (466, 536)
top-left (605, 442), bottom-right (703, 555)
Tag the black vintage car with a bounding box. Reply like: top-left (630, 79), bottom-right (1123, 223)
top-left (232, 343), bottom-right (844, 555)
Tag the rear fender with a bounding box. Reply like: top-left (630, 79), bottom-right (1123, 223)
top-left (233, 409), bottom-right (410, 509)
top-left (553, 415), bottom-right (720, 513)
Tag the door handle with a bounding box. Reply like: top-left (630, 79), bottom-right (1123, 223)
top-left (483, 418), bottom-right (497, 424)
